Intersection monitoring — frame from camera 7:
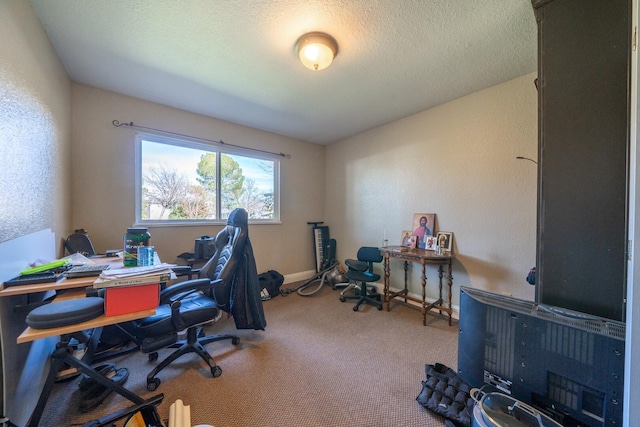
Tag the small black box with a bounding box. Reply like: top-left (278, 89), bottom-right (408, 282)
top-left (194, 236), bottom-right (215, 259)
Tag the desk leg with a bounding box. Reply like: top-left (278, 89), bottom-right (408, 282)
top-left (27, 338), bottom-right (163, 427)
top-left (384, 253), bottom-right (390, 311)
top-left (421, 260), bottom-right (427, 326)
top-left (28, 342), bottom-right (67, 427)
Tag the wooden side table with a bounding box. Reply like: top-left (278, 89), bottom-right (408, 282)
top-left (379, 246), bottom-right (454, 326)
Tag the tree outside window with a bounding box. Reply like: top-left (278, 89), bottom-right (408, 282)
top-left (136, 135), bottom-right (279, 224)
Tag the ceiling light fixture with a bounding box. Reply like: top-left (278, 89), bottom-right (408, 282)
top-left (295, 32), bottom-right (338, 71)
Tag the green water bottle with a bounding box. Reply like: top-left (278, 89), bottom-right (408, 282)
top-left (123, 227), bottom-right (151, 267)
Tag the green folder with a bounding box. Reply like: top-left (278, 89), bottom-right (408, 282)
top-left (20, 259), bottom-right (70, 276)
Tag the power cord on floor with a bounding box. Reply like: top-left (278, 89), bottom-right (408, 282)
top-left (280, 260), bottom-right (339, 297)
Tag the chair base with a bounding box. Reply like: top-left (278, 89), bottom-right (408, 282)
top-left (352, 294), bottom-right (383, 311)
top-left (145, 326), bottom-right (240, 391)
top-left (339, 282), bottom-right (383, 311)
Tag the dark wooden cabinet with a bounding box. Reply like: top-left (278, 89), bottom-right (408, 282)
top-left (533, 0), bottom-right (630, 321)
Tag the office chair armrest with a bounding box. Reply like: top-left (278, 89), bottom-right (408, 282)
top-left (169, 299), bottom-right (187, 331)
top-left (159, 278), bottom-right (221, 304)
top-left (161, 278), bottom-right (223, 330)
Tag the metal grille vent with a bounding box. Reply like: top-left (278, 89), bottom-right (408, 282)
top-left (484, 306), bottom-right (515, 379)
top-left (541, 322), bottom-right (594, 364)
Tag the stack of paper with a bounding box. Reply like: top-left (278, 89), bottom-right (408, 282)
top-left (93, 263), bottom-right (175, 288)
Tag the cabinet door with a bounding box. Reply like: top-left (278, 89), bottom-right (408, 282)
top-left (535, 0), bottom-right (630, 321)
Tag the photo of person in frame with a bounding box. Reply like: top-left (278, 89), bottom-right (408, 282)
top-left (425, 236), bottom-right (437, 250)
top-left (436, 232), bottom-right (453, 252)
top-left (401, 230), bottom-right (412, 247)
top-left (412, 213), bottom-right (435, 249)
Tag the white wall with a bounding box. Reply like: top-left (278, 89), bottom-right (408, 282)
top-left (326, 73), bottom-right (538, 308)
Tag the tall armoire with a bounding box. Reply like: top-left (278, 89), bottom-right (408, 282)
top-left (532, 0), bottom-right (631, 321)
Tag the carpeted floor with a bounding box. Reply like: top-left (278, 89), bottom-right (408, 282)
top-left (41, 284), bottom-right (459, 426)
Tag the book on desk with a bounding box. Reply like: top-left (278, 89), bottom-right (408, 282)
top-left (91, 263), bottom-right (175, 316)
top-left (93, 273), bottom-right (171, 288)
top-left (92, 263), bottom-right (174, 289)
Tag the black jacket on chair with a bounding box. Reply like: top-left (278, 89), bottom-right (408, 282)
top-left (230, 237), bottom-right (266, 330)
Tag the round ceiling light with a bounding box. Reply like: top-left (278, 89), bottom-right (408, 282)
top-left (295, 32), bottom-right (338, 71)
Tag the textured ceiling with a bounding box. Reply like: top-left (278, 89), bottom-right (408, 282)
top-left (30, 0), bottom-right (537, 145)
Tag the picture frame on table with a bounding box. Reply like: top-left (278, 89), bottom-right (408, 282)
top-left (436, 232), bottom-right (453, 252)
top-left (400, 230), bottom-right (413, 247)
top-left (411, 213), bottom-right (436, 249)
top-left (408, 236), bottom-right (418, 248)
top-left (425, 236), bottom-right (438, 251)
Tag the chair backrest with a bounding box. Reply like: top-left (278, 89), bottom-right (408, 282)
top-left (357, 246), bottom-right (383, 273)
top-left (64, 229), bottom-right (96, 256)
top-left (197, 208), bottom-right (249, 305)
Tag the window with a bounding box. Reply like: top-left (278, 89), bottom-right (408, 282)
top-left (135, 133), bottom-right (279, 225)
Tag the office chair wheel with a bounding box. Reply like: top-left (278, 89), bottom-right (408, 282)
top-left (339, 296), bottom-right (346, 302)
top-left (232, 337), bottom-right (240, 345)
top-left (211, 365), bottom-right (222, 378)
top-left (148, 352), bottom-right (158, 362)
top-left (353, 305), bottom-right (359, 312)
top-left (147, 378), bottom-right (161, 391)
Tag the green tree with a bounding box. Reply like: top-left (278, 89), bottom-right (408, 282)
top-left (221, 155), bottom-right (245, 214)
top-left (196, 153), bottom-right (217, 191)
top-left (196, 153), bottom-right (246, 217)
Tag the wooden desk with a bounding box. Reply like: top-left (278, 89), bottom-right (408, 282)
top-left (379, 246), bottom-right (454, 326)
top-left (21, 302), bottom-right (162, 427)
top-left (1, 256), bottom-right (165, 426)
top-left (17, 296), bottom-right (156, 343)
top-left (0, 255), bottom-right (125, 297)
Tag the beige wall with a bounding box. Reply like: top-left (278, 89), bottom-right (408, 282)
top-left (70, 84), bottom-right (325, 275)
top-left (0, 0), bottom-right (71, 249)
top-left (326, 73), bottom-right (538, 307)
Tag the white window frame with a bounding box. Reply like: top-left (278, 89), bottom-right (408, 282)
top-left (134, 132), bottom-right (281, 226)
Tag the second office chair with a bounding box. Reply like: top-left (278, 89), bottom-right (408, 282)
top-left (339, 246), bottom-right (384, 311)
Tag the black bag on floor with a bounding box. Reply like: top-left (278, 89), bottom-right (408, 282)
top-left (416, 363), bottom-right (475, 427)
top-left (258, 270), bottom-right (284, 297)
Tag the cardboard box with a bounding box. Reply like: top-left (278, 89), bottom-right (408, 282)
top-left (104, 283), bottom-right (160, 316)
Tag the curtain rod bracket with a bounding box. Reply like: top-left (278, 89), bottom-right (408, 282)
top-left (111, 119), bottom-right (291, 158)
top-left (112, 120), bottom-right (133, 127)
top-left (516, 156), bottom-right (538, 165)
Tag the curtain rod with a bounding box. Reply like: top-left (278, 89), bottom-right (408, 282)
top-left (111, 120), bottom-right (291, 158)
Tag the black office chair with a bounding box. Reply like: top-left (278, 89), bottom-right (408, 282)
top-left (64, 229), bottom-right (96, 256)
top-left (339, 246), bottom-right (383, 311)
top-left (132, 208), bottom-right (250, 391)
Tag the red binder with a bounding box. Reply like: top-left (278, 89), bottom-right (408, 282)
top-left (104, 283), bottom-right (159, 316)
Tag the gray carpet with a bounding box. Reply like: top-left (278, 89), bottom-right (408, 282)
top-left (41, 284), bottom-right (459, 426)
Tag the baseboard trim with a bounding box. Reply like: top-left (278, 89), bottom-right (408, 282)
top-left (282, 271), bottom-right (459, 320)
